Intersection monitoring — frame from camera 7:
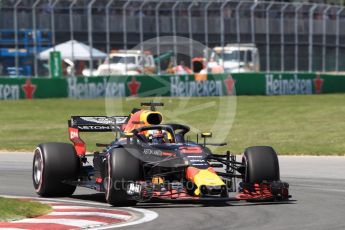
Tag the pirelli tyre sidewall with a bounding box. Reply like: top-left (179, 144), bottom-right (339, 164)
top-left (32, 142), bottom-right (79, 197)
top-left (243, 146), bottom-right (280, 183)
top-left (105, 148), bottom-right (141, 206)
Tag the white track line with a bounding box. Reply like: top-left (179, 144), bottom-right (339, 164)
top-left (49, 212), bottom-right (131, 220)
top-left (13, 219), bottom-right (104, 228)
top-left (51, 205), bottom-right (95, 209)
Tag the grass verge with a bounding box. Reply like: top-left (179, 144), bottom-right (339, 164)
top-left (0, 197), bottom-right (52, 221)
top-left (0, 94), bottom-right (344, 155)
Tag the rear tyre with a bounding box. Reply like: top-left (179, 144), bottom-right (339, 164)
top-left (105, 148), bottom-right (141, 206)
top-left (243, 146), bottom-right (280, 183)
top-left (32, 142), bottom-right (79, 197)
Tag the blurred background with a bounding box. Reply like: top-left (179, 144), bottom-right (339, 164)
top-left (1, 0), bottom-right (345, 77)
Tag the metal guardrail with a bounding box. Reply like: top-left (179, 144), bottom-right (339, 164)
top-left (0, 0), bottom-right (345, 77)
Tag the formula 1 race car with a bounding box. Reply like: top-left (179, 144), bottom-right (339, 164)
top-left (32, 102), bottom-right (290, 206)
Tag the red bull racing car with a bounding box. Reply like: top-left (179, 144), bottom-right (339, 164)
top-left (32, 102), bottom-right (290, 206)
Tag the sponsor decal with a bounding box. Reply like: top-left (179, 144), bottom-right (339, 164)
top-left (143, 149), bottom-right (163, 156)
top-left (179, 146), bottom-right (203, 154)
top-left (185, 155), bottom-right (208, 167)
top-left (69, 130), bottom-right (79, 139)
top-left (266, 74), bottom-right (313, 95)
top-left (0, 84), bottom-right (19, 100)
top-left (80, 116), bottom-right (115, 125)
top-left (68, 77), bottom-right (125, 98)
top-left (187, 158), bottom-right (208, 167)
top-left (189, 159), bottom-right (206, 163)
top-left (190, 163), bottom-right (208, 166)
top-left (127, 76), bottom-right (141, 96)
top-left (313, 73), bottom-right (324, 94)
top-left (127, 183), bottom-right (142, 195)
top-left (77, 125), bottom-right (111, 130)
top-left (170, 76), bottom-right (223, 96)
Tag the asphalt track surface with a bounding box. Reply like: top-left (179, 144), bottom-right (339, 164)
top-left (1, 153), bottom-right (345, 230)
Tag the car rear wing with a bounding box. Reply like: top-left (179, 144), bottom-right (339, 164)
top-left (68, 116), bottom-right (128, 132)
top-left (68, 116), bottom-right (128, 156)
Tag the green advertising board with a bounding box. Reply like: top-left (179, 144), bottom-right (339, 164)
top-left (49, 51), bottom-right (62, 78)
top-left (0, 78), bottom-right (66, 100)
top-left (0, 72), bottom-right (345, 100)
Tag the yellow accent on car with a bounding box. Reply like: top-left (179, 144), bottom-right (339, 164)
top-left (124, 132), bottom-right (134, 138)
top-left (193, 169), bottom-right (225, 195)
top-left (201, 132), bottom-right (212, 138)
top-left (152, 177), bottom-right (164, 184)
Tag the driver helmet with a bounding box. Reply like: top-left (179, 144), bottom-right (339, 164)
top-left (148, 130), bottom-right (165, 144)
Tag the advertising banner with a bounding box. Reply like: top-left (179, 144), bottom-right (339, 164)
top-left (49, 51), bottom-right (62, 78)
top-left (0, 78), bottom-right (66, 100)
top-left (0, 72), bottom-right (345, 100)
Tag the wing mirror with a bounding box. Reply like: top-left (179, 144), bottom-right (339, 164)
top-left (124, 132), bottom-right (134, 144)
top-left (201, 132), bottom-right (212, 147)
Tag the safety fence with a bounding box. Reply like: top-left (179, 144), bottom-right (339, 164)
top-left (1, 0), bottom-right (345, 77)
top-left (0, 73), bottom-right (344, 100)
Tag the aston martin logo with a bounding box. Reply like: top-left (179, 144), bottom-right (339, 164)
top-left (80, 117), bottom-right (115, 124)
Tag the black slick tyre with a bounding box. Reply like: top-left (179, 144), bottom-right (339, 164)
top-left (105, 148), bottom-right (140, 206)
top-left (243, 146), bottom-right (280, 183)
top-left (32, 142), bottom-right (79, 197)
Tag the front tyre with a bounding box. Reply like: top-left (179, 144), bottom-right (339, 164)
top-left (33, 142), bottom-right (79, 197)
top-left (105, 148), bottom-right (141, 206)
top-left (243, 146), bottom-right (280, 183)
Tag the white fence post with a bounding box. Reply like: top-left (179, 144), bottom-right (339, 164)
top-left (295, 4), bottom-right (303, 72)
top-left (13, 0), bottom-right (22, 77)
top-left (106, 0), bottom-right (115, 72)
top-left (204, 1), bottom-right (213, 73)
top-left (266, 2), bottom-right (274, 72)
top-left (155, 0), bottom-right (163, 75)
top-left (250, 2), bottom-right (258, 44)
top-left (322, 6), bottom-right (331, 72)
top-left (220, 0), bottom-right (231, 71)
top-left (69, 0), bottom-right (78, 77)
top-left (236, 1), bottom-right (244, 72)
top-left (123, 0), bottom-right (132, 73)
top-left (335, 7), bottom-right (345, 72)
top-left (32, 0), bottom-right (41, 77)
top-left (188, 2), bottom-right (195, 71)
top-left (139, 0), bottom-right (149, 71)
top-left (51, 0), bottom-right (60, 54)
top-left (308, 4), bottom-right (318, 72)
top-left (280, 3), bottom-right (289, 72)
top-left (87, 0), bottom-right (97, 76)
top-left (172, 1), bottom-right (180, 67)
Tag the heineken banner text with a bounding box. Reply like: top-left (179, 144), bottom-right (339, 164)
top-left (0, 73), bottom-right (343, 100)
